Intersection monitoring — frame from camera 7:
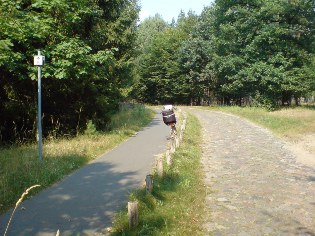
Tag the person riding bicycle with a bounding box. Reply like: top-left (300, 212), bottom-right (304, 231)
top-left (162, 105), bottom-right (177, 138)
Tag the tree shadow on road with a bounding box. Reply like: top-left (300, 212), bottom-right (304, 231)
top-left (0, 160), bottom-right (142, 236)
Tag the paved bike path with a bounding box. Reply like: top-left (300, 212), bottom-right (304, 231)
top-left (0, 111), bottom-right (169, 236)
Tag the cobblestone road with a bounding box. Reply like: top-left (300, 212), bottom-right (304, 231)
top-left (192, 109), bottom-right (315, 236)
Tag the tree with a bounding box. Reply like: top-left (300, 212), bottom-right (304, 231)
top-left (178, 6), bottom-right (215, 105)
top-left (0, 0), bottom-right (139, 143)
top-left (200, 0), bottom-right (315, 107)
top-left (132, 0), bottom-right (314, 107)
top-left (134, 12), bottom-right (199, 104)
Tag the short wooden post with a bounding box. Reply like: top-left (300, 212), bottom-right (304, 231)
top-left (183, 118), bottom-right (187, 128)
top-left (128, 201), bottom-right (139, 229)
top-left (166, 149), bottom-right (172, 166)
top-left (157, 156), bottom-right (163, 177)
top-left (170, 140), bottom-right (175, 154)
top-left (145, 174), bottom-right (153, 193)
top-left (175, 136), bottom-right (179, 148)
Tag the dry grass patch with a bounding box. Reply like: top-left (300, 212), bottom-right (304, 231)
top-left (200, 105), bottom-right (315, 166)
top-left (201, 105), bottom-right (315, 141)
top-left (268, 107), bottom-right (315, 139)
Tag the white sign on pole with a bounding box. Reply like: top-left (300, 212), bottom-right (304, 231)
top-left (34, 55), bottom-right (45, 66)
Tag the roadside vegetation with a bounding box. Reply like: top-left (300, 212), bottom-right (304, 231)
top-left (0, 0), bottom-right (140, 145)
top-left (2, 1), bottom-right (314, 146)
top-left (0, 105), bottom-right (155, 214)
top-left (202, 105), bottom-right (315, 141)
top-left (108, 105), bottom-right (314, 235)
top-left (111, 114), bottom-right (206, 235)
top-left (1, 0), bottom-right (314, 232)
top-left (134, 2), bottom-right (315, 109)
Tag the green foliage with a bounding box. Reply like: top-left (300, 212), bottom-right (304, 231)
top-left (199, 0), bottom-right (315, 107)
top-left (108, 104), bottom-right (155, 132)
top-left (132, 0), bottom-right (315, 108)
top-left (84, 120), bottom-right (98, 136)
top-left (0, 0), bottom-right (140, 144)
top-left (134, 12), bottom-right (199, 104)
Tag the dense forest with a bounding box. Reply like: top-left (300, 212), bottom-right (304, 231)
top-left (134, 0), bottom-right (315, 107)
top-left (1, 0), bottom-right (315, 144)
top-left (0, 0), bottom-right (139, 144)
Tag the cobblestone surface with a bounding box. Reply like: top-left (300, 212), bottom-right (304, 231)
top-left (192, 109), bottom-right (315, 236)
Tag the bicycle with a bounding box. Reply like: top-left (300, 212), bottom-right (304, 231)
top-left (161, 104), bottom-right (177, 139)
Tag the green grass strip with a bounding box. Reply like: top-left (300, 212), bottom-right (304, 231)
top-left (111, 113), bottom-right (206, 236)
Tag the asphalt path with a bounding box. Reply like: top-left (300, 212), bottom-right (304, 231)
top-left (0, 111), bottom-right (169, 236)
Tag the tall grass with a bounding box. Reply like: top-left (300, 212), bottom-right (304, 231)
top-left (110, 104), bottom-right (153, 133)
top-left (4, 185), bottom-right (41, 236)
top-left (111, 114), bottom-right (206, 236)
top-left (203, 106), bottom-right (315, 141)
top-left (0, 105), bottom-right (155, 214)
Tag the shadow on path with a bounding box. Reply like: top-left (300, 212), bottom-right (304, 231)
top-left (0, 112), bottom-right (169, 236)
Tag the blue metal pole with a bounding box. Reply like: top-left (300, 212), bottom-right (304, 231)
top-left (38, 50), bottom-right (42, 161)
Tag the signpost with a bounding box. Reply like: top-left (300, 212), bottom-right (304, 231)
top-left (34, 51), bottom-right (45, 161)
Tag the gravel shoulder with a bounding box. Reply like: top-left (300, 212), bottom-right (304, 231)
top-left (190, 109), bottom-right (315, 236)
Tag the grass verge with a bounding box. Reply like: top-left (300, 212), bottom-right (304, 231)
top-left (111, 113), bottom-right (206, 236)
top-left (0, 105), bottom-right (155, 214)
top-left (201, 105), bottom-right (315, 141)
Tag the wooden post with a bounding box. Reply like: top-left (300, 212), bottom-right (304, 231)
top-left (175, 136), bottom-right (179, 148)
top-left (166, 149), bottom-right (172, 166)
top-left (157, 156), bottom-right (163, 177)
top-left (128, 201), bottom-right (139, 229)
top-left (145, 175), bottom-right (153, 193)
top-left (170, 140), bottom-right (175, 154)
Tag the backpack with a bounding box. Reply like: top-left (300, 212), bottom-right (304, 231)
top-left (162, 105), bottom-right (176, 125)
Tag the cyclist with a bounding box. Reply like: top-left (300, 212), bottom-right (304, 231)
top-left (161, 105), bottom-right (177, 138)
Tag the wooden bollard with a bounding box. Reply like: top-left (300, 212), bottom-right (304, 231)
top-left (170, 140), bottom-right (175, 154)
top-left (175, 136), bottom-right (179, 148)
top-left (128, 201), bottom-right (139, 228)
top-left (181, 124), bottom-right (184, 132)
top-left (145, 174), bottom-right (153, 193)
top-left (157, 156), bottom-right (163, 177)
top-left (166, 150), bottom-right (172, 166)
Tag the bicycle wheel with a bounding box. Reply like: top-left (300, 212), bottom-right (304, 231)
top-left (170, 123), bottom-right (177, 138)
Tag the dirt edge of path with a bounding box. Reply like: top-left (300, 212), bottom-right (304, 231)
top-left (212, 110), bottom-right (315, 169)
